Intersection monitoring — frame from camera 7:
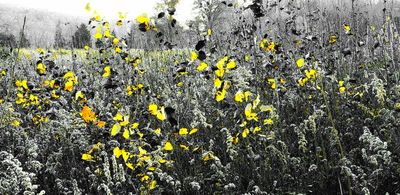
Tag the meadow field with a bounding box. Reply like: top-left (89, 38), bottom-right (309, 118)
top-left (0, 0), bottom-right (400, 194)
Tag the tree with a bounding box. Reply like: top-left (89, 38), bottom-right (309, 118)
top-left (0, 33), bottom-right (17, 48)
top-left (72, 23), bottom-right (91, 49)
top-left (54, 21), bottom-right (66, 48)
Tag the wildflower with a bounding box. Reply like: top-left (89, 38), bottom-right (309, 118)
top-left (245, 103), bottom-right (258, 121)
top-left (189, 128), bottom-right (198, 135)
top-left (156, 107), bottom-right (167, 121)
top-left (36, 62), bottom-right (46, 75)
top-left (339, 80), bottom-right (346, 94)
top-left (122, 129), bottom-right (130, 139)
top-left (112, 38), bottom-right (119, 45)
top-left (253, 126), bottom-right (261, 133)
top-left (343, 24), bottom-right (351, 34)
top-left (305, 69), bottom-right (317, 79)
top-left (298, 77), bottom-right (309, 87)
top-left (80, 106), bottom-right (96, 123)
top-left (111, 123), bottom-right (121, 136)
top-left (234, 90), bottom-right (244, 102)
top-left (264, 118), bottom-right (273, 125)
top-left (190, 51), bottom-right (198, 61)
top-left (137, 15), bottom-right (151, 32)
top-left (149, 180), bottom-right (157, 190)
top-left (329, 35), bottom-right (337, 44)
top-left (180, 144), bottom-right (189, 150)
top-left (215, 89), bottom-right (226, 102)
top-left (148, 104), bottom-right (158, 115)
top-left (242, 128), bottom-right (250, 138)
top-left (214, 78), bottom-right (222, 88)
top-left (179, 128), bottom-right (188, 135)
top-left (75, 91), bottom-right (85, 100)
top-left (164, 141), bottom-right (173, 151)
top-left (103, 66), bottom-right (111, 77)
top-left (296, 58), bottom-right (305, 68)
top-left (15, 80), bottom-right (29, 90)
top-left (207, 28), bottom-right (212, 36)
top-left (197, 61), bottom-right (208, 71)
top-left (81, 154), bottom-right (93, 161)
top-left (226, 59), bottom-right (236, 70)
top-left (11, 120), bottom-right (20, 127)
top-left (202, 152), bottom-right (215, 161)
top-left (267, 78), bottom-right (276, 89)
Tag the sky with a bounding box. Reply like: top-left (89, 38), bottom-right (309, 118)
top-left (0, 0), bottom-right (196, 23)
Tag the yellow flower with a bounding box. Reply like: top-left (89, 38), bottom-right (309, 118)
top-left (103, 66), bottom-right (111, 77)
top-left (298, 77), bottom-right (308, 87)
top-left (296, 58), bottom-right (305, 68)
top-left (164, 141), bottom-right (173, 151)
top-left (245, 103), bottom-right (258, 121)
top-left (190, 51), bottom-right (198, 61)
top-left (226, 59), bottom-right (236, 70)
top-left (338, 80), bottom-right (345, 87)
top-left (84, 45), bottom-right (89, 50)
top-left (115, 47), bottom-right (121, 53)
top-left (113, 147), bottom-right (122, 158)
top-left (11, 120), bottom-right (20, 127)
top-left (202, 152), bottom-right (215, 161)
top-left (207, 28), bottom-right (212, 36)
top-left (81, 153), bottom-right (93, 161)
top-left (75, 91), bottom-right (85, 100)
top-left (112, 38), bottom-right (119, 45)
top-left (179, 128), bottom-right (189, 135)
top-left (305, 69), bottom-right (317, 79)
top-left (64, 80), bottom-right (74, 92)
top-left (16, 80), bottom-right (28, 90)
top-left (197, 61), bottom-right (208, 72)
top-left (343, 24), bottom-right (351, 34)
top-left (122, 129), bottom-right (130, 139)
top-left (244, 91), bottom-right (251, 102)
top-left (149, 180), bottom-right (157, 190)
top-left (214, 78), bottom-right (222, 88)
top-left (242, 128), bottom-right (250, 138)
top-left (36, 63), bottom-right (46, 75)
top-left (111, 123), bottom-right (121, 136)
top-left (234, 90), bottom-right (244, 102)
top-left (148, 104), bottom-right (158, 115)
top-left (215, 89), bottom-right (226, 102)
top-left (94, 31), bottom-right (102, 39)
top-left (156, 107), bottom-right (166, 121)
top-left (267, 78), bottom-right (276, 89)
top-left (339, 86), bottom-right (346, 94)
top-left (137, 15), bottom-right (150, 24)
top-left (253, 126), bottom-right (261, 133)
top-left (80, 106), bottom-right (96, 123)
top-left (116, 20), bottom-right (123, 26)
top-left (264, 118), bottom-right (273, 125)
top-left (216, 56), bottom-right (228, 69)
top-left (189, 128), bottom-right (198, 135)
top-left (180, 144), bottom-right (189, 150)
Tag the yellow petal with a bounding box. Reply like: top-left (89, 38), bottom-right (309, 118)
top-left (122, 129), bottom-right (130, 139)
top-left (189, 128), bottom-right (198, 135)
top-left (179, 128), bottom-right (188, 135)
top-left (164, 141), bottom-right (173, 151)
top-left (296, 58), bottom-right (305, 68)
top-left (111, 123), bottom-right (121, 136)
top-left (113, 147), bottom-right (122, 158)
top-left (81, 153), bottom-right (93, 161)
top-left (148, 104), bottom-right (158, 115)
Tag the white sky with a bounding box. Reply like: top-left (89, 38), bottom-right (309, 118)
top-left (0, 0), bottom-right (196, 23)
